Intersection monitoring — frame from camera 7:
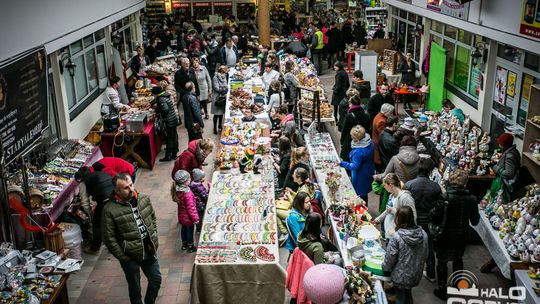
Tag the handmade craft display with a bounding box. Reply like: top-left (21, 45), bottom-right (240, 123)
top-left (483, 183), bottom-right (540, 262)
top-left (225, 70), bottom-right (266, 120)
top-left (215, 119), bottom-right (269, 170)
top-left (195, 172), bottom-right (279, 264)
top-left (145, 55), bottom-right (177, 77)
top-left (417, 110), bottom-right (500, 176)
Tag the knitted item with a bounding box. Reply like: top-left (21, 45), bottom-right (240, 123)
top-left (303, 264), bottom-right (345, 304)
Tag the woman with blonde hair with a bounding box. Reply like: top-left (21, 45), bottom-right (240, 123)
top-left (339, 125), bottom-right (375, 203)
top-left (212, 65), bottom-right (228, 134)
top-left (283, 147), bottom-right (311, 192)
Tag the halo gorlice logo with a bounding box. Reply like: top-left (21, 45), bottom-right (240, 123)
top-left (447, 270), bottom-right (526, 304)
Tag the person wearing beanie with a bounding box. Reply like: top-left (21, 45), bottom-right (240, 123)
top-left (493, 132), bottom-right (521, 199)
top-left (372, 103), bottom-right (395, 171)
top-left (153, 85), bottom-right (180, 161)
top-left (351, 69), bottom-right (371, 103)
top-left (172, 170), bottom-right (199, 252)
top-left (189, 168), bottom-right (208, 232)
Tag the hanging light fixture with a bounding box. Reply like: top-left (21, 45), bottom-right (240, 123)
top-left (471, 41), bottom-right (487, 67)
top-left (58, 53), bottom-right (76, 77)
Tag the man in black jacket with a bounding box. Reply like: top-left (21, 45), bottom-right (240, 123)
top-left (433, 169), bottom-right (480, 300)
top-left (367, 84), bottom-right (393, 126)
top-left (404, 157), bottom-right (441, 283)
top-left (75, 167), bottom-right (114, 254)
top-left (174, 57), bottom-right (199, 106)
top-left (340, 95), bottom-right (370, 162)
top-left (378, 115), bottom-right (400, 169)
top-left (152, 86), bottom-right (180, 161)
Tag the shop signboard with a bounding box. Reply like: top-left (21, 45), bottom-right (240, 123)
top-left (427, 0), bottom-right (470, 21)
top-left (213, 2), bottom-right (232, 7)
top-left (193, 2), bottom-right (210, 7)
top-left (0, 48), bottom-right (48, 165)
top-left (520, 0), bottom-right (540, 39)
top-left (468, 67), bottom-right (481, 98)
top-left (172, 2), bottom-right (190, 9)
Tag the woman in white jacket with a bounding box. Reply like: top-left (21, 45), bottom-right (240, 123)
top-left (373, 173), bottom-right (416, 238)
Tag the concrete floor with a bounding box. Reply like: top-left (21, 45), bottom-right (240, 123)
top-left (67, 64), bottom-right (512, 304)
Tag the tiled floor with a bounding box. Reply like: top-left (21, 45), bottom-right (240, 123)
top-left (69, 65), bottom-right (511, 303)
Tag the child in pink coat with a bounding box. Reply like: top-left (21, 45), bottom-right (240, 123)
top-left (172, 170), bottom-right (199, 252)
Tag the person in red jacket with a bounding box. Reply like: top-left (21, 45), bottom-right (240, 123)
top-left (172, 170), bottom-right (199, 252)
top-left (92, 157), bottom-right (137, 182)
top-left (171, 139), bottom-right (214, 179)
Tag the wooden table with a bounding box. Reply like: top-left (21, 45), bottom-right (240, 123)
top-left (42, 274), bottom-right (69, 304)
top-left (392, 90), bottom-right (421, 115)
top-left (99, 119), bottom-right (162, 169)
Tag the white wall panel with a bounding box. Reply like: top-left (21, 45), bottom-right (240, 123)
top-left (0, 0), bottom-right (145, 61)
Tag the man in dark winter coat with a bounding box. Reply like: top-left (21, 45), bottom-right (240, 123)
top-left (182, 81), bottom-right (204, 142)
top-left (332, 61), bottom-right (350, 120)
top-left (433, 170), bottom-right (479, 300)
top-left (75, 168), bottom-right (114, 254)
top-left (174, 57), bottom-right (199, 104)
top-left (367, 84), bottom-right (393, 125)
top-left (340, 95), bottom-right (370, 162)
top-left (378, 115), bottom-right (400, 169)
top-left (325, 22), bottom-right (343, 68)
top-left (404, 157), bottom-right (441, 283)
top-left (152, 86), bottom-right (180, 161)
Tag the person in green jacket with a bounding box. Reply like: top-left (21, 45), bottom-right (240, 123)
top-left (102, 173), bottom-right (161, 304)
top-left (298, 213), bottom-right (325, 264)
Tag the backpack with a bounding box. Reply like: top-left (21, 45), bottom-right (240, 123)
top-left (428, 193), bottom-right (449, 242)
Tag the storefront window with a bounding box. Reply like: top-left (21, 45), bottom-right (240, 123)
top-left (431, 20), bottom-right (443, 33)
top-left (497, 44), bottom-right (522, 64)
top-left (393, 10), bottom-right (420, 63)
top-left (444, 25), bottom-right (457, 40)
top-left (525, 52), bottom-right (540, 73)
top-left (113, 16), bottom-right (137, 62)
top-left (444, 40), bottom-right (455, 84)
top-left (60, 27), bottom-right (108, 118)
top-left (454, 46), bottom-right (470, 91)
top-left (457, 29), bottom-right (471, 45)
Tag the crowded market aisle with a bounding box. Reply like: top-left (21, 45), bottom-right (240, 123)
top-left (66, 66), bottom-right (511, 304)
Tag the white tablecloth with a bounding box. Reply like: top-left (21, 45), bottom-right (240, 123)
top-left (473, 211), bottom-right (513, 279)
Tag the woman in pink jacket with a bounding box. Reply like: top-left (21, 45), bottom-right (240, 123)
top-left (172, 170), bottom-right (199, 252)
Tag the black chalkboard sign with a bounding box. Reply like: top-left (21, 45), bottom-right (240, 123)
top-left (0, 48), bottom-right (49, 165)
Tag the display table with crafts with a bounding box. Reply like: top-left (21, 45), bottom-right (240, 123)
top-left (224, 71), bottom-right (270, 123)
top-left (515, 269), bottom-right (540, 303)
top-left (98, 111), bottom-right (161, 169)
top-left (475, 183), bottom-right (540, 280)
top-left (190, 171), bottom-right (286, 304)
top-left (304, 133), bottom-right (389, 282)
top-left (392, 87), bottom-right (422, 115)
top-left (9, 140), bottom-right (102, 249)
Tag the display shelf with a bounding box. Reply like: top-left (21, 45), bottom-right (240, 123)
top-left (527, 119), bottom-right (540, 130)
top-left (524, 152), bottom-right (540, 168)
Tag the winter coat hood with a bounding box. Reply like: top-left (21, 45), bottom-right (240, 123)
top-left (398, 226), bottom-right (425, 246)
top-left (396, 146), bottom-right (419, 165)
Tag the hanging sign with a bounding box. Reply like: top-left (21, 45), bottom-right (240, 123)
top-left (213, 2), bottom-right (233, 7)
top-left (520, 0), bottom-right (540, 39)
top-left (494, 66), bottom-right (508, 106)
top-left (193, 2), bottom-right (211, 7)
top-left (0, 48), bottom-right (48, 165)
top-left (172, 2), bottom-right (190, 9)
top-left (427, 0), bottom-right (470, 20)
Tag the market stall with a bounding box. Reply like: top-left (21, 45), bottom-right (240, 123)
top-left (304, 132), bottom-right (389, 281)
top-left (9, 140), bottom-right (102, 249)
top-left (190, 171), bottom-right (285, 303)
top-left (475, 183), bottom-right (540, 281)
top-left (224, 66), bottom-right (269, 123)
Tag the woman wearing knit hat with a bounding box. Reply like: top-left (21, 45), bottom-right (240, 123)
top-left (492, 133), bottom-right (521, 200)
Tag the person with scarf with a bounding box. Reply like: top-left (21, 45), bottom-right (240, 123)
top-left (340, 95), bottom-right (370, 162)
top-left (171, 139), bottom-right (215, 179)
top-left (284, 192), bottom-right (312, 252)
top-left (283, 147), bottom-right (311, 192)
top-left (182, 81), bottom-right (204, 142)
top-left (340, 125), bottom-right (375, 203)
top-left (270, 105), bottom-right (303, 148)
top-left (201, 33), bottom-right (219, 78)
top-left (172, 170), bottom-right (199, 252)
